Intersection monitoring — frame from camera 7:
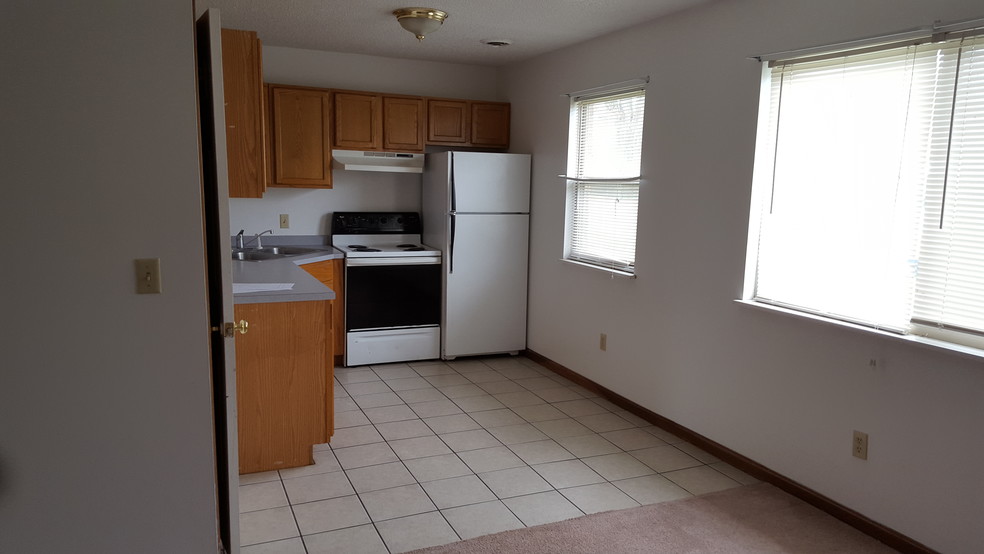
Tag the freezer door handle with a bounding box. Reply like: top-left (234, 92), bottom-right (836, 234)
top-left (449, 212), bottom-right (456, 274)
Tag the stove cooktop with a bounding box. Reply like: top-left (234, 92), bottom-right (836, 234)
top-left (330, 212), bottom-right (441, 258)
top-left (332, 234), bottom-right (442, 258)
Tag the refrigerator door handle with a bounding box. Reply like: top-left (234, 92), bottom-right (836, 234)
top-left (450, 154), bottom-right (457, 213)
top-left (449, 211), bottom-right (456, 274)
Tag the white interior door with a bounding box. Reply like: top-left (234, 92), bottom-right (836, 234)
top-left (452, 152), bottom-right (531, 213)
top-left (445, 214), bottom-right (529, 357)
top-left (196, 8), bottom-right (239, 554)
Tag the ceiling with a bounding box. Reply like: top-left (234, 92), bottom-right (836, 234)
top-left (199, 0), bottom-right (715, 67)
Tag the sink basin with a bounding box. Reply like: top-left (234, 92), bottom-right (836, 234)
top-left (232, 250), bottom-right (282, 261)
top-left (253, 246), bottom-right (321, 255)
top-left (232, 246), bottom-right (325, 261)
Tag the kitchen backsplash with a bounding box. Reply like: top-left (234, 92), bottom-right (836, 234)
top-left (228, 171), bottom-right (422, 236)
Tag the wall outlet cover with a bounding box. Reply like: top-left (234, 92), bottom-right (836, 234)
top-left (853, 430), bottom-right (869, 460)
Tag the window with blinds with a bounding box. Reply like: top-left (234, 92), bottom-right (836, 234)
top-left (748, 29), bottom-right (984, 347)
top-left (565, 89), bottom-right (646, 274)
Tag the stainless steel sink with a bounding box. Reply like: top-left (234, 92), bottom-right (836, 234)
top-left (253, 246), bottom-right (321, 255)
top-left (232, 246), bottom-right (325, 261)
top-left (232, 250), bottom-right (281, 261)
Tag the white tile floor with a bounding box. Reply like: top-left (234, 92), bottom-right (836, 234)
top-left (239, 355), bottom-right (759, 553)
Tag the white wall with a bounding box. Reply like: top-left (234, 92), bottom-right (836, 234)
top-left (0, 1), bottom-right (218, 552)
top-left (504, 1), bottom-right (984, 552)
top-left (230, 175), bottom-right (422, 236)
top-left (229, 47), bottom-right (501, 236)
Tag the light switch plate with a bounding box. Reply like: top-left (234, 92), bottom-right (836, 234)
top-left (279, 214), bottom-right (290, 229)
top-left (135, 258), bottom-right (162, 294)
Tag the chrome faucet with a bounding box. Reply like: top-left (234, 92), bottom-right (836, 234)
top-left (236, 229), bottom-right (245, 249)
top-left (254, 229), bottom-right (274, 249)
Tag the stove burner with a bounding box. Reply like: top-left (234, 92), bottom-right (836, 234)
top-left (347, 244), bottom-right (367, 249)
top-left (354, 247), bottom-right (381, 252)
top-left (402, 247), bottom-right (425, 251)
top-left (398, 244), bottom-right (418, 248)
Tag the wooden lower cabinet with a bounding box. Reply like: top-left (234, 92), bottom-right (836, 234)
top-left (235, 300), bottom-right (334, 474)
top-left (299, 259), bottom-right (345, 364)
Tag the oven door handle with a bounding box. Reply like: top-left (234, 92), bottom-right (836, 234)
top-left (449, 211), bottom-right (456, 275)
top-left (346, 256), bottom-right (442, 266)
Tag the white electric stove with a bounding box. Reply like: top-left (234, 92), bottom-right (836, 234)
top-left (331, 212), bottom-right (443, 366)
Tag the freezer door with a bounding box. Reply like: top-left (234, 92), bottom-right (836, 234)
top-left (452, 152), bottom-right (531, 214)
top-left (444, 213), bottom-right (529, 357)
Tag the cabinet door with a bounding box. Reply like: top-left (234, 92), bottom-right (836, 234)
top-left (383, 96), bottom-right (425, 152)
top-left (235, 301), bottom-right (328, 474)
top-left (270, 86), bottom-right (332, 187)
top-left (333, 91), bottom-right (381, 150)
top-left (471, 102), bottom-right (510, 148)
top-left (299, 260), bottom-right (345, 361)
top-left (427, 99), bottom-right (469, 144)
top-left (221, 29), bottom-right (265, 198)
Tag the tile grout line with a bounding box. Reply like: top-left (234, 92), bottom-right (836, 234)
top-left (279, 473), bottom-right (311, 554)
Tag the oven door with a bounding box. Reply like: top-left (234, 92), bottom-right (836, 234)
top-left (345, 257), bottom-right (441, 331)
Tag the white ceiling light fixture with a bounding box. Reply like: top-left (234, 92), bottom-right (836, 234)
top-left (392, 7), bottom-right (448, 41)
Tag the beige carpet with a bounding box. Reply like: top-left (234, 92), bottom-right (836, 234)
top-left (411, 483), bottom-right (899, 553)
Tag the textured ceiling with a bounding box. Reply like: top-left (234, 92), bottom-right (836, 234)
top-left (198, 0), bottom-right (715, 66)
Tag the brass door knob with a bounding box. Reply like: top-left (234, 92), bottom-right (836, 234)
top-left (220, 320), bottom-right (249, 337)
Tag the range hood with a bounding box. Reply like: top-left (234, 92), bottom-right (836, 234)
top-left (331, 149), bottom-right (425, 174)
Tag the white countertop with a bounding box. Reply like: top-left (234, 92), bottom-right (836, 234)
top-left (232, 247), bottom-right (344, 305)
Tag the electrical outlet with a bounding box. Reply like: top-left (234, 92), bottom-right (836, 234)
top-left (279, 214), bottom-right (290, 229)
top-left (599, 333), bottom-right (607, 351)
top-left (852, 430), bottom-right (869, 460)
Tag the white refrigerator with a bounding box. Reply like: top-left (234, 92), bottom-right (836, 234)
top-left (422, 151), bottom-right (532, 359)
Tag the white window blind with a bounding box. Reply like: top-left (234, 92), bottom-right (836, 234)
top-left (566, 89), bottom-right (645, 274)
top-left (911, 36), bottom-right (984, 336)
top-left (750, 30), bottom-right (984, 344)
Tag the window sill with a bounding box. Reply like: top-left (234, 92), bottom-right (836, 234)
top-left (561, 258), bottom-right (637, 278)
top-left (735, 299), bottom-right (984, 361)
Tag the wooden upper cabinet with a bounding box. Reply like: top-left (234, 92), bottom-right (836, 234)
top-left (333, 91), bottom-right (382, 150)
top-left (332, 91), bottom-right (424, 153)
top-left (426, 98), bottom-right (510, 149)
top-left (382, 96), bottom-right (425, 152)
top-left (221, 28), bottom-right (266, 198)
top-left (269, 85), bottom-right (332, 188)
top-left (427, 99), bottom-right (469, 144)
top-left (471, 102), bottom-right (510, 148)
